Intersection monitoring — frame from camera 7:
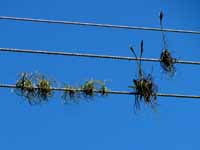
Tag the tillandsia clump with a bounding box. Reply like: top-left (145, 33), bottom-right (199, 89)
top-left (81, 80), bottom-right (109, 99)
top-left (129, 40), bottom-right (158, 111)
top-left (62, 85), bottom-right (81, 104)
top-left (132, 73), bottom-right (157, 110)
top-left (160, 49), bottom-right (176, 76)
top-left (36, 75), bottom-right (53, 101)
top-left (62, 80), bottom-right (109, 103)
top-left (15, 72), bottom-right (54, 104)
top-left (159, 11), bottom-right (176, 76)
top-left (99, 81), bottom-right (109, 96)
top-left (15, 72), bottom-right (37, 104)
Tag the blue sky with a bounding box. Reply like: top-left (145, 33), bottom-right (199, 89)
top-left (0, 0), bottom-right (200, 149)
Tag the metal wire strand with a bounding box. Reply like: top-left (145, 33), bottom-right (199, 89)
top-left (0, 84), bottom-right (200, 99)
top-left (0, 47), bottom-right (200, 65)
top-left (0, 16), bottom-right (200, 34)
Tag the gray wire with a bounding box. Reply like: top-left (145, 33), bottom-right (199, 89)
top-left (0, 16), bottom-right (200, 34)
top-left (0, 47), bottom-right (200, 65)
top-left (0, 84), bottom-right (200, 99)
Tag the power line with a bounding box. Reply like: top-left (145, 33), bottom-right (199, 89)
top-left (0, 84), bottom-right (200, 99)
top-left (0, 47), bottom-right (200, 65)
top-left (0, 16), bottom-right (200, 35)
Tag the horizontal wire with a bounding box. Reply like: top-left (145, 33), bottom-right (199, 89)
top-left (0, 47), bottom-right (200, 65)
top-left (0, 16), bottom-right (200, 35)
top-left (0, 84), bottom-right (200, 99)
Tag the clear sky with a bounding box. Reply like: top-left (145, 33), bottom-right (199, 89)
top-left (0, 0), bottom-right (200, 149)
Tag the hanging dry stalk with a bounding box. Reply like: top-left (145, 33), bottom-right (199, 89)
top-left (159, 11), bottom-right (176, 76)
top-left (15, 72), bottom-right (37, 104)
top-left (129, 41), bottom-right (157, 111)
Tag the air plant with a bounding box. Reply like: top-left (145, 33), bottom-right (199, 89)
top-left (129, 41), bottom-right (157, 111)
top-left (99, 82), bottom-right (109, 96)
top-left (36, 74), bottom-right (53, 101)
top-left (81, 80), bottom-right (109, 99)
top-left (15, 72), bottom-right (37, 104)
top-left (62, 85), bottom-right (81, 104)
top-left (81, 80), bottom-right (97, 98)
top-left (160, 49), bottom-right (176, 76)
top-left (159, 11), bottom-right (176, 76)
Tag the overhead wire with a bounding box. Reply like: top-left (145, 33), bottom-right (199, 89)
top-left (0, 16), bottom-right (200, 34)
top-left (0, 47), bottom-right (200, 65)
top-left (0, 84), bottom-right (200, 99)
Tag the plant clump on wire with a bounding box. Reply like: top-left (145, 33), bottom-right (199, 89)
top-left (160, 49), bottom-right (176, 76)
top-left (129, 40), bottom-right (158, 111)
top-left (61, 80), bottom-right (109, 103)
top-left (159, 11), bottom-right (176, 76)
top-left (14, 72), bottom-right (109, 104)
top-left (35, 74), bottom-right (53, 101)
top-left (62, 85), bottom-right (81, 104)
top-left (15, 72), bottom-right (37, 104)
top-left (15, 72), bottom-right (53, 104)
top-left (81, 80), bottom-right (109, 99)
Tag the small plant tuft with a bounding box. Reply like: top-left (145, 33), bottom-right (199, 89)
top-left (36, 76), bottom-right (53, 101)
top-left (15, 72), bottom-right (37, 104)
top-left (81, 80), bottom-right (96, 98)
top-left (130, 74), bottom-right (157, 110)
top-left (99, 82), bottom-right (109, 96)
top-left (160, 49), bottom-right (176, 76)
top-left (62, 85), bottom-right (80, 103)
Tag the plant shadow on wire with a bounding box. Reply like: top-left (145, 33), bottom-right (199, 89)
top-left (129, 40), bottom-right (158, 112)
